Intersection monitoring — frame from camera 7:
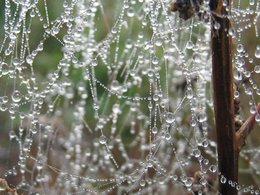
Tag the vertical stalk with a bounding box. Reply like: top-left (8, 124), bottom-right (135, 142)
top-left (210, 0), bottom-right (238, 194)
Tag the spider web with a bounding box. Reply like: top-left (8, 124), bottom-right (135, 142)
top-left (0, 0), bottom-right (259, 194)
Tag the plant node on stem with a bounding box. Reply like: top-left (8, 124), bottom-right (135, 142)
top-left (236, 103), bottom-right (260, 150)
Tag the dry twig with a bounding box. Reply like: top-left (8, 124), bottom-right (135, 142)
top-left (0, 178), bottom-right (18, 195)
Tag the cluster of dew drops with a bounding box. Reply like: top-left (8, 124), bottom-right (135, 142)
top-left (0, 0), bottom-right (259, 194)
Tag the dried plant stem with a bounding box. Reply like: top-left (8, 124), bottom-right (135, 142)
top-left (210, 0), bottom-right (238, 194)
top-left (0, 178), bottom-right (18, 195)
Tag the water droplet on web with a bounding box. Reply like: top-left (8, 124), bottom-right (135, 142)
top-left (190, 119), bottom-right (196, 127)
top-left (152, 127), bottom-right (158, 134)
top-left (197, 113), bottom-right (207, 123)
top-left (99, 135), bottom-right (107, 144)
top-left (244, 71), bottom-right (251, 78)
top-left (166, 112), bottom-right (175, 124)
top-left (36, 160), bottom-right (44, 171)
top-left (220, 176), bottom-right (227, 183)
top-left (228, 27), bottom-right (236, 38)
top-left (192, 149), bottom-right (201, 158)
top-left (250, 106), bottom-right (256, 114)
top-left (153, 94), bottom-right (159, 101)
top-left (2, 96), bottom-right (8, 104)
top-left (234, 70), bottom-right (242, 81)
top-left (111, 27), bottom-right (117, 34)
top-left (254, 65), bottom-right (260, 73)
top-left (255, 114), bottom-right (260, 123)
top-left (9, 131), bottom-right (16, 140)
top-left (147, 69), bottom-right (153, 78)
top-left (214, 22), bottom-right (221, 30)
top-left (255, 45), bottom-right (260, 59)
top-left (152, 56), bottom-right (159, 65)
top-left (26, 55), bottom-right (33, 64)
top-left (140, 179), bottom-right (146, 187)
top-left (38, 42), bottom-right (44, 51)
top-left (12, 58), bottom-right (21, 66)
top-left (111, 80), bottom-right (120, 92)
top-left (12, 90), bottom-right (22, 103)
top-left (9, 33), bottom-right (16, 40)
top-left (237, 44), bottom-right (244, 53)
top-left (112, 104), bottom-right (121, 114)
top-left (148, 102), bottom-right (152, 109)
top-left (236, 58), bottom-right (245, 67)
top-left (1, 63), bottom-right (9, 75)
top-left (164, 52), bottom-right (170, 59)
top-left (202, 139), bottom-right (209, 147)
top-left (165, 133), bottom-right (171, 141)
top-left (0, 104), bottom-right (7, 112)
top-left (236, 185), bottom-right (241, 191)
top-left (155, 39), bottom-right (162, 47)
top-left (186, 40), bottom-right (193, 50)
top-left (209, 165), bottom-right (217, 173)
top-left (185, 178), bottom-right (193, 187)
top-left (200, 177), bottom-right (207, 185)
top-left (186, 88), bottom-right (193, 99)
top-left (91, 59), bottom-right (98, 67)
top-left (193, 53), bottom-right (201, 63)
top-left (250, 0), bottom-right (255, 5)
top-left (234, 90), bottom-right (240, 98)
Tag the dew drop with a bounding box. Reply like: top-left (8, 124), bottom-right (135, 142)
top-left (140, 179), bottom-right (146, 187)
top-left (112, 104), bottom-right (121, 114)
top-left (255, 45), bottom-right (260, 59)
top-left (186, 40), bottom-right (193, 50)
top-left (192, 149), bottom-right (201, 158)
top-left (255, 114), bottom-right (260, 123)
top-left (220, 176), bottom-right (227, 184)
top-left (197, 113), bottom-right (207, 123)
top-left (234, 90), bottom-right (240, 98)
top-left (9, 131), bottom-right (16, 140)
top-left (237, 44), bottom-right (244, 53)
top-left (214, 22), bottom-right (220, 30)
top-left (152, 56), bottom-right (159, 65)
top-left (0, 103), bottom-right (8, 111)
top-left (165, 133), bottom-right (171, 141)
top-left (155, 39), bottom-right (162, 47)
top-left (209, 165), bottom-right (217, 173)
top-left (1, 63), bottom-right (9, 75)
top-left (186, 88), bottom-right (193, 99)
top-left (13, 58), bottom-right (21, 66)
top-left (250, 106), bottom-right (256, 114)
top-left (254, 65), bottom-right (260, 73)
top-left (127, 7), bottom-right (135, 17)
top-left (12, 90), bottom-right (22, 103)
top-left (92, 59), bottom-right (98, 67)
top-left (166, 112), bottom-right (175, 124)
top-left (250, 0), bottom-right (255, 5)
top-left (228, 27), bottom-right (236, 38)
top-left (152, 127), bottom-right (158, 134)
top-left (185, 178), bottom-right (193, 187)
top-left (99, 135), bottom-right (107, 144)
top-left (26, 55), bottom-right (33, 64)
top-left (234, 70), bottom-right (242, 81)
top-left (153, 94), bottom-right (159, 102)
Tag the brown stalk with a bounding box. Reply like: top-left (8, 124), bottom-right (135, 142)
top-left (210, 0), bottom-right (239, 194)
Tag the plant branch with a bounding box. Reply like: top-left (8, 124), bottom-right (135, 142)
top-left (236, 103), bottom-right (260, 150)
top-left (210, 0), bottom-right (238, 194)
top-left (0, 178), bottom-right (18, 195)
